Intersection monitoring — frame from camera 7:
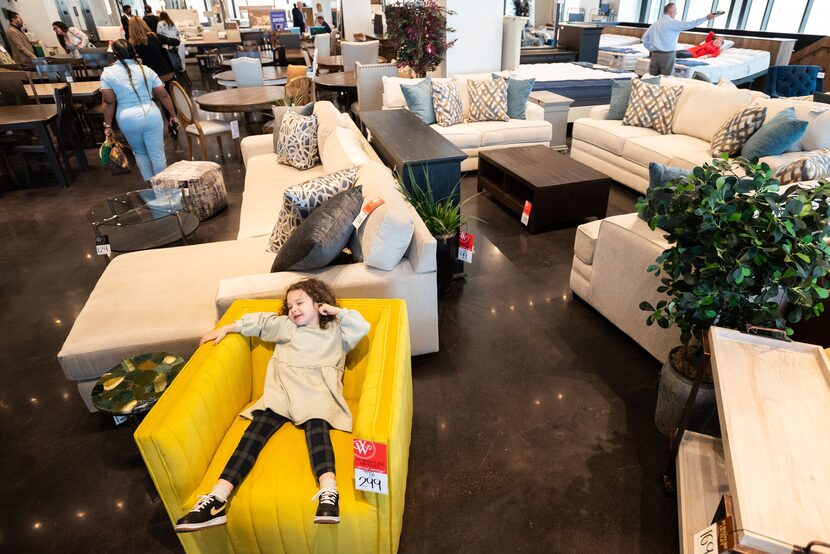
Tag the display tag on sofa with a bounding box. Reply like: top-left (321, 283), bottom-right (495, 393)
top-left (692, 516), bottom-right (735, 554)
top-left (95, 235), bottom-right (111, 256)
top-left (352, 198), bottom-right (385, 229)
top-left (458, 231), bottom-right (474, 263)
top-left (521, 201), bottom-right (532, 226)
top-left (230, 120), bottom-right (240, 139)
top-left (353, 439), bottom-right (388, 495)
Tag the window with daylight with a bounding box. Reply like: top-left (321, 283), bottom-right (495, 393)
top-left (803, 0), bottom-right (830, 34)
top-left (743, 0), bottom-right (768, 31)
top-left (764, 0), bottom-right (808, 33)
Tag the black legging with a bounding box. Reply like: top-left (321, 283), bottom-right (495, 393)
top-left (219, 408), bottom-right (336, 488)
top-left (159, 76), bottom-right (177, 123)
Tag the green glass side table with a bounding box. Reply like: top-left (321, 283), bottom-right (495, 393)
top-left (91, 352), bottom-right (184, 423)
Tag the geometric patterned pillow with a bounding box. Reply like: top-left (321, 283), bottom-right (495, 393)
top-left (711, 105), bottom-right (768, 157)
top-left (432, 79), bottom-right (463, 127)
top-left (468, 78), bottom-right (509, 122)
top-left (622, 79), bottom-right (683, 135)
top-left (773, 148), bottom-right (830, 185)
top-left (266, 168), bottom-right (358, 253)
top-left (276, 110), bottom-right (319, 170)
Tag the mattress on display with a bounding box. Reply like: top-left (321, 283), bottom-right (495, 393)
top-left (598, 42), bottom-right (694, 71)
top-left (598, 33), bottom-right (642, 49)
top-left (516, 62), bottom-right (636, 106)
top-left (634, 48), bottom-right (771, 82)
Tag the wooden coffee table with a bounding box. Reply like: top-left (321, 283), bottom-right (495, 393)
top-left (477, 145), bottom-right (611, 233)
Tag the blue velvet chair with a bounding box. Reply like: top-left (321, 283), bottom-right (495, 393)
top-left (764, 65), bottom-right (824, 98)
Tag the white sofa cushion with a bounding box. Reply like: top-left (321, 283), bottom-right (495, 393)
top-left (622, 134), bottom-right (711, 167)
top-left (759, 150), bottom-right (811, 170)
top-left (574, 219), bottom-right (602, 265)
top-left (351, 162), bottom-right (414, 271)
top-left (382, 75), bottom-right (425, 109)
top-left (321, 126), bottom-right (370, 173)
top-left (314, 100), bottom-right (347, 151)
top-left (430, 123), bottom-right (482, 149)
top-left (802, 110), bottom-right (830, 152)
top-left (572, 118), bottom-right (660, 156)
top-left (672, 85), bottom-right (752, 142)
top-left (668, 149), bottom-right (717, 170)
top-left (469, 119), bottom-right (552, 147)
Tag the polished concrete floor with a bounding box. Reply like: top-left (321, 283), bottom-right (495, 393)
top-left (0, 70), bottom-right (677, 553)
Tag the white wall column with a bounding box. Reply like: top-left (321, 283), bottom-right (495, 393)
top-left (341, 0), bottom-right (371, 40)
top-left (443, 0), bottom-right (504, 76)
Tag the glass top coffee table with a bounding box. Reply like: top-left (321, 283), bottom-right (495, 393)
top-left (87, 189), bottom-right (200, 255)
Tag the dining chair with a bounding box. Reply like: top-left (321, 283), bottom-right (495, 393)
top-left (341, 40), bottom-right (379, 73)
top-left (16, 84), bottom-right (87, 185)
top-left (230, 57), bottom-right (264, 88)
top-left (354, 62), bottom-right (399, 113)
top-left (0, 70), bottom-right (36, 105)
top-left (80, 48), bottom-right (113, 76)
top-left (169, 80), bottom-right (238, 161)
top-left (285, 76), bottom-right (313, 105)
top-left (314, 33), bottom-right (331, 58)
top-left (33, 59), bottom-right (74, 83)
top-left (278, 32), bottom-right (302, 51)
top-left (234, 48), bottom-right (262, 60)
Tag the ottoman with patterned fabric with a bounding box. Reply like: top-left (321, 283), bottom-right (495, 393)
top-left (150, 161), bottom-right (228, 220)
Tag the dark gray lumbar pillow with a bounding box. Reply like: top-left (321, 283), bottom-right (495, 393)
top-left (271, 186), bottom-right (363, 272)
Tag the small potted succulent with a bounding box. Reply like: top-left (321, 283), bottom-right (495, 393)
top-left (637, 156), bottom-right (830, 435)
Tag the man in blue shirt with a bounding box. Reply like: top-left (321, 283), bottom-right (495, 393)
top-left (642, 3), bottom-right (722, 76)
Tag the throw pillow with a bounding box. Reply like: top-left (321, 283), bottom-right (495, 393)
top-left (468, 78), bottom-right (509, 122)
top-left (801, 110), bottom-right (830, 151)
top-left (741, 107), bottom-right (809, 160)
top-left (432, 79), bottom-right (463, 127)
top-left (638, 162), bottom-right (692, 231)
top-left (350, 161), bottom-right (415, 271)
top-left (623, 79), bottom-right (683, 135)
top-left (320, 126), bottom-right (370, 174)
top-left (271, 186), bottom-right (363, 272)
top-left (773, 148), bottom-right (830, 185)
top-left (607, 76), bottom-right (661, 120)
top-left (276, 110), bottom-right (319, 170)
top-left (711, 105), bottom-right (768, 157)
top-left (266, 168), bottom-right (358, 253)
top-left (272, 102), bottom-right (314, 153)
top-left (492, 73), bottom-right (536, 119)
top-left (401, 77), bottom-right (436, 125)
top-left (717, 76), bottom-right (738, 89)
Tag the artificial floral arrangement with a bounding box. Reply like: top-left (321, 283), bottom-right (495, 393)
top-left (384, 0), bottom-right (456, 78)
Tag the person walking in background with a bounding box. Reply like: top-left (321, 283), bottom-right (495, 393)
top-left (292, 2), bottom-right (306, 33)
top-left (642, 3), bottom-right (722, 76)
top-left (52, 21), bottom-right (90, 58)
top-left (5, 12), bottom-right (35, 65)
top-left (121, 4), bottom-right (133, 41)
top-left (143, 4), bottom-right (160, 33)
top-left (128, 17), bottom-right (180, 137)
top-left (156, 11), bottom-right (183, 73)
top-left (101, 39), bottom-right (178, 181)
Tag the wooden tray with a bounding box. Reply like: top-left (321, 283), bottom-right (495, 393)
top-left (709, 327), bottom-right (830, 553)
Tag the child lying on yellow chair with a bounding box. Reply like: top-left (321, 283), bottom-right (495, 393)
top-left (174, 278), bottom-right (370, 532)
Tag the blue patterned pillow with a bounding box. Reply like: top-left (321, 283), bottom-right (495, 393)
top-left (401, 77), bottom-right (435, 125)
top-left (492, 74), bottom-right (535, 119)
top-left (741, 107), bottom-right (809, 160)
top-left (468, 78), bottom-right (509, 122)
top-left (432, 80), bottom-right (463, 127)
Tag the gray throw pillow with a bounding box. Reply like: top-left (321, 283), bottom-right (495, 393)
top-left (271, 186), bottom-right (363, 272)
top-left (272, 102), bottom-right (314, 153)
top-left (638, 162), bottom-right (692, 231)
top-left (607, 76), bottom-right (661, 120)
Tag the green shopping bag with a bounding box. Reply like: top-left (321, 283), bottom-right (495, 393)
top-left (99, 138), bottom-right (113, 167)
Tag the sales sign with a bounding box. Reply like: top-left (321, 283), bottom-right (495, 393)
top-left (270, 10), bottom-right (288, 31)
top-left (353, 439), bottom-right (388, 495)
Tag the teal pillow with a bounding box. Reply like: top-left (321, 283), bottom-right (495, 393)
top-left (400, 78), bottom-right (435, 125)
top-left (638, 162), bottom-right (692, 231)
top-left (607, 76), bottom-right (661, 120)
top-left (492, 74), bottom-right (535, 119)
top-left (741, 107), bottom-right (808, 160)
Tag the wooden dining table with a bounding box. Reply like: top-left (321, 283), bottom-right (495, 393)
top-left (195, 87), bottom-right (286, 113)
top-left (0, 104), bottom-right (67, 187)
top-left (27, 81), bottom-right (101, 100)
top-left (316, 55), bottom-right (386, 71)
top-left (214, 67), bottom-right (288, 87)
top-left (219, 56), bottom-right (276, 68)
top-left (315, 71), bottom-right (357, 112)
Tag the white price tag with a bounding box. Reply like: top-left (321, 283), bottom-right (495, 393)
top-left (230, 120), bottom-right (240, 139)
top-left (113, 415), bottom-right (128, 425)
top-left (354, 469), bottom-right (388, 495)
top-left (819, 71), bottom-right (826, 79)
top-left (95, 235), bottom-right (111, 256)
top-left (182, 186), bottom-right (190, 197)
top-left (693, 523), bottom-right (718, 554)
top-left (66, 74), bottom-right (74, 83)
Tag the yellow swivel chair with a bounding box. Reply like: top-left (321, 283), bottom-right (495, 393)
top-left (135, 299), bottom-right (413, 554)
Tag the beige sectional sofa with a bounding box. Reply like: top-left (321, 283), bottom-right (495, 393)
top-left (570, 77), bottom-right (829, 194)
top-left (569, 80), bottom-right (830, 359)
top-left (59, 101), bottom-right (438, 410)
top-left (381, 73), bottom-right (553, 171)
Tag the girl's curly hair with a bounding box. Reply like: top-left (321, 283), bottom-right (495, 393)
top-left (282, 278), bottom-right (339, 328)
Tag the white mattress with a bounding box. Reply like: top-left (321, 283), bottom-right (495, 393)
top-left (634, 48), bottom-right (771, 82)
top-left (598, 42), bottom-right (694, 71)
top-left (515, 63), bottom-right (635, 82)
top-left (598, 34), bottom-right (641, 48)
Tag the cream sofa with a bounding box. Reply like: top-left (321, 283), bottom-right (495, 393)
top-left (58, 101), bottom-right (438, 410)
top-left (381, 73), bottom-right (553, 171)
top-left (570, 76), bottom-right (829, 194)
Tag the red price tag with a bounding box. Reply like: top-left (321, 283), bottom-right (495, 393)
top-left (521, 201), bottom-right (532, 226)
top-left (353, 439), bottom-right (388, 495)
top-left (353, 197), bottom-right (385, 229)
top-left (457, 231), bottom-right (474, 263)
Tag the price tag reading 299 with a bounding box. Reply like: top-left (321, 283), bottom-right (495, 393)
top-left (353, 439), bottom-right (389, 495)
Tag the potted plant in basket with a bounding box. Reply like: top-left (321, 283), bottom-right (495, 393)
top-left (384, 0), bottom-right (456, 78)
top-left (396, 169), bottom-right (477, 296)
top-left (637, 156), bottom-right (830, 435)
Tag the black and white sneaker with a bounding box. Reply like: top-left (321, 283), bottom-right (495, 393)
top-left (312, 488), bottom-right (340, 524)
top-left (175, 494), bottom-right (228, 533)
